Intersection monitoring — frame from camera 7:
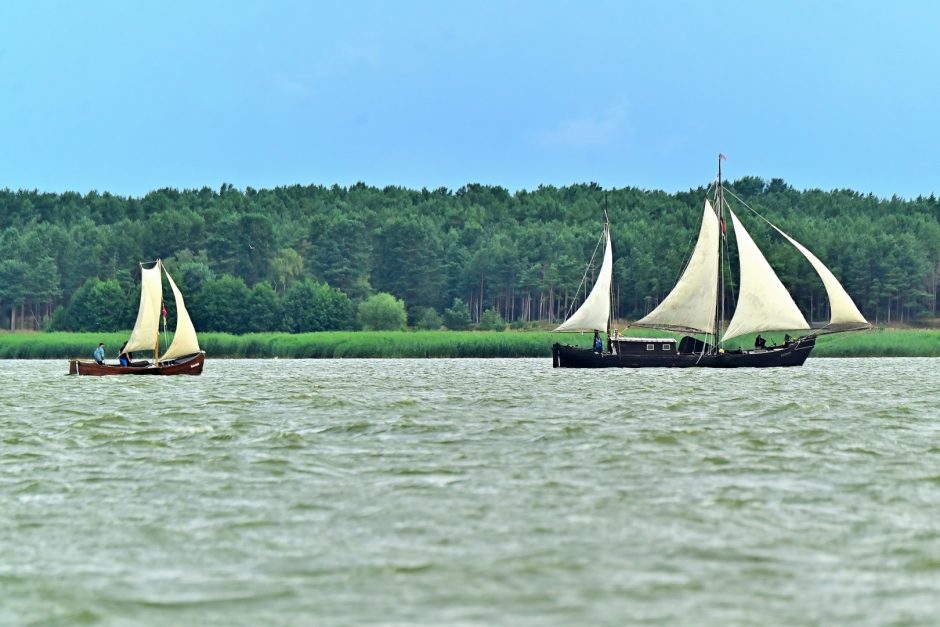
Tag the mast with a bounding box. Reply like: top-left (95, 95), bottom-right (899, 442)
top-left (154, 259), bottom-right (161, 364)
top-left (604, 193), bottom-right (611, 342)
top-left (714, 154), bottom-right (724, 353)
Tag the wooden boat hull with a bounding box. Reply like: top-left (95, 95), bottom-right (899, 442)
top-left (552, 337), bottom-right (815, 368)
top-left (68, 352), bottom-right (206, 376)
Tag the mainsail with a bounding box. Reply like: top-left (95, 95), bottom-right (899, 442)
top-left (161, 266), bottom-right (201, 361)
top-left (634, 200), bottom-right (720, 334)
top-left (124, 262), bottom-right (163, 353)
top-left (554, 226), bottom-right (612, 332)
top-left (723, 209), bottom-right (810, 340)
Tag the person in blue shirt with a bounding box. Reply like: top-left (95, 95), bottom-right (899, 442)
top-left (593, 331), bottom-right (603, 353)
top-left (93, 342), bottom-right (105, 364)
top-left (118, 341), bottom-right (130, 366)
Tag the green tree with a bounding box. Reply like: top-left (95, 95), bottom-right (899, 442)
top-left (477, 308), bottom-right (507, 331)
top-left (357, 293), bottom-right (407, 330)
top-left (372, 216), bottom-right (445, 311)
top-left (56, 277), bottom-right (130, 331)
top-left (283, 279), bottom-right (355, 332)
top-left (25, 256), bottom-right (61, 328)
top-left (442, 297), bottom-right (471, 330)
top-left (240, 212), bottom-right (276, 285)
top-left (245, 282), bottom-right (283, 332)
top-left (269, 247), bottom-right (304, 295)
top-left (310, 217), bottom-right (373, 300)
top-left (176, 260), bottom-right (214, 296)
top-left (197, 275), bottom-right (251, 333)
top-left (0, 259), bottom-right (28, 330)
top-left (414, 307), bottom-right (443, 330)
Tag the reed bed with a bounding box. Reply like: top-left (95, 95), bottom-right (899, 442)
top-left (813, 328), bottom-right (940, 357)
top-left (0, 328), bottom-right (937, 359)
top-left (200, 331), bottom-right (558, 358)
top-left (0, 332), bottom-right (132, 360)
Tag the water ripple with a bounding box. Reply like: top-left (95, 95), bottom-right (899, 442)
top-left (1, 358), bottom-right (939, 625)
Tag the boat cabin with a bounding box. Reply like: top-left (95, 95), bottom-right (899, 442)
top-left (611, 337), bottom-right (676, 355)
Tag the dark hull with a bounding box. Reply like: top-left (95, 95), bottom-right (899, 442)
top-left (68, 352), bottom-right (206, 376)
top-left (552, 338), bottom-right (815, 368)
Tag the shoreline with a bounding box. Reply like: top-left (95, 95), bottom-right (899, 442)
top-left (0, 328), bottom-right (938, 359)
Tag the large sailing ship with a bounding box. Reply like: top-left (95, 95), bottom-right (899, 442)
top-left (552, 157), bottom-right (870, 368)
top-left (69, 259), bottom-right (205, 375)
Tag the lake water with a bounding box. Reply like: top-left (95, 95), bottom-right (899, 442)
top-left (2, 358), bottom-right (939, 626)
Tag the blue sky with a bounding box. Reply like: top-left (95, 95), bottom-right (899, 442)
top-left (2, 1), bottom-right (938, 198)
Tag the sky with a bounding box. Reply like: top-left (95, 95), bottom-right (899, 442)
top-left (2, 1), bottom-right (939, 199)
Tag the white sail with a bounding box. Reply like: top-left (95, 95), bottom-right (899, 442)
top-left (160, 266), bottom-right (201, 361)
top-left (769, 223), bottom-right (870, 332)
top-left (723, 210), bottom-right (810, 341)
top-left (554, 226), bottom-right (612, 332)
top-left (124, 262), bottom-right (163, 353)
top-left (634, 200), bottom-right (720, 333)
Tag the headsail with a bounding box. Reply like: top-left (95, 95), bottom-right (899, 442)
top-left (161, 265), bottom-right (201, 361)
top-left (769, 223), bottom-right (870, 332)
top-left (124, 261), bottom-right (163, 353)
top-left (554, 226), bottom-right (612, 333)
top-left (634, 200), bottom-right (720, 334)
top-left (723, 209), bottom-right (810, 341)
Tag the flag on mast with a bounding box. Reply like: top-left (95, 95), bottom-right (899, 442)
top-left (719, 153), bottom-right (727, 161)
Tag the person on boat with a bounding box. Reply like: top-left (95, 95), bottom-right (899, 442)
top-left (593, 331), bottom-right (603, 353)
top-left (754, 334), bottom-right (766, 349)
top-left (93, 342), bottom-right (105, 364)
top-left (118, 341), bottom-right (130, 366)
top-left (784, 333), bottom-right (793, 346)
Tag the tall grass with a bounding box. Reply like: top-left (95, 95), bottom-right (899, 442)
top-left (0, 330), bottom-right (560, 359)
top-left (200, 331), bottom-right (557, 358)
top-left (0, 332), bottom-right (131, 359)
top-left (1, 328), bottom-right (938, 359)
top-left (813, 328), bottom-right (940, 357)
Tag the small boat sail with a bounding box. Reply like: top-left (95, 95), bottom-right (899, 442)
top-left (69, 260), bottom-right (206, 375)
top-left (552, 157), bottom-right (870, 368)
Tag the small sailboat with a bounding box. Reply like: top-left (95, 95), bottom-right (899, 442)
top-left (69, 259), bottom-right (206, 375)
top-left (552, 157), bottom-right (871, 368)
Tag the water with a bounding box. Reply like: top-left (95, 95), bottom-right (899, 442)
top-left (2, 358), bottom-right (939, 626)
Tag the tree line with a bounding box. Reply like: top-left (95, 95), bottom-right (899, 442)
top-left (0, 177), bottom-right (937, 333)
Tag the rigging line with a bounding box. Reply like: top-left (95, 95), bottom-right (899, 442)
top-left (722, 185), bottom-right (863, 337)
top-left (722, 233), bottom-right (738, 311)
top-left (719, 195), bottom-right (738, 313)
top-left (664, 180), bottom-right (719, 290)
top-left (722, 186), bottom-right (852, 322)
top-left (721, 186), bottom-right (782, 231)
top-left (722, 185), bottom-right (808, 304)
top-left (560, 228), bottom-right (606, 321)
top-left (672, 216), bottom-right (701, 286)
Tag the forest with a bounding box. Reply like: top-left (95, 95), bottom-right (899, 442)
top-left (0, 177), bottom-right (938, 334)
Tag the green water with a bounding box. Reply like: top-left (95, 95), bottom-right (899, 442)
top-left (2, 358), bottom-right (939, 625)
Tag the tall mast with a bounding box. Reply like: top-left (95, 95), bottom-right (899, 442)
top-left (604, 193), bottom-right (611, 342)
top-left (154, 259), bottom-right (161, 364)
top-left (715, 154), bottom-right (724, 353)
